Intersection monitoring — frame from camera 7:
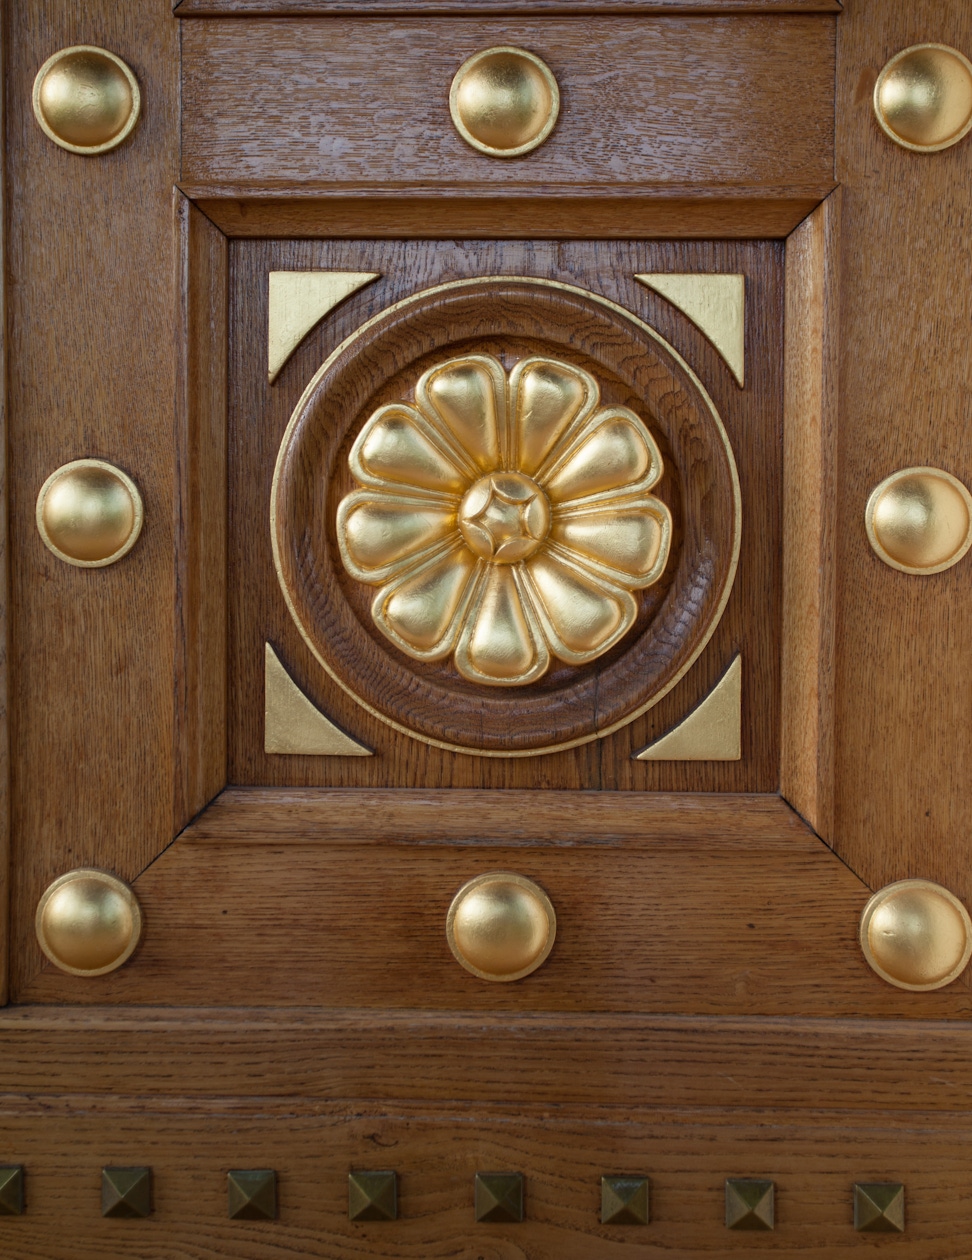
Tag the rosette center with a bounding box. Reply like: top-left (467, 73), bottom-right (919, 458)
top-left (458, 471), bottom-right (551, 564)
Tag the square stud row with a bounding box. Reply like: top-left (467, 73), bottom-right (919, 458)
top-left (0, 1167), bottom-right (906, 1233)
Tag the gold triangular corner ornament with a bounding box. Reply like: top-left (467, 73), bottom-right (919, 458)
top-left (635, 273), bottom-right (745, 387)
top-left (264, 643), bottom-right (373, 757)
top-left (635, 655), bottom-right (742, 762)
top-left (267, 271), bottom-right (380, 383)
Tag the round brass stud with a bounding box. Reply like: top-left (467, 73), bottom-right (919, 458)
top-left (36, 869), bottom-right (143, 977)
top-left (36, 459), bottom-right (143, 568)
top-left (865, 466), bottom-right (972, 575)
top-left (874, 44), bottom-right (972, 152)
top-left (32, 45), bottom-right (141, 155)
top-left (860, 879), bottom-right (972, 992)
top-left (450, 46), bottom-right (560, 158)
top-left (446, 872), bottom-right (556, 982)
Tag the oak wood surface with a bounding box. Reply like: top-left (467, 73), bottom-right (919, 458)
top-left (176, 0), bottom-right (843, 12)
top-left (6, 2), bottom-right (181, 1000)
top-left (190, 191), bottom-right (833, 241)
top-left (781, 195), bottom-right (839, 838)
top-left (2, 1005), bottom-right (972, 1112)
top-left (3, 1099), bottom-right (972, 1259)
top-left (174, 195), bottom-right (228, 834)
top-left (829, 3), bottom-right (972, 908)
top-left (0, 17), bottom-right (8, 1008)
top-left (181, 17), bottom-right (836, 195)
top-left (231, 238), bottom-right (782, 791)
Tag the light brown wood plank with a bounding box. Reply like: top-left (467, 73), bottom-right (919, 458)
top-left (3, 1006), bottom-right (972, 1111)
top-left (181, 18), bottom-right (836, 193)
top-left (181, 788), bottom-right (811, 846)
top-left (830, 6), bottom-right (972, 900)
top-left (5, 1100), bottom-right (972, 1259)
top-left (781, 195), bottom-right (839, 837)
top-left (175, 0), bottom-right (844, 16)
top-left (7, 1), bottom-right (181, 997)
top-left (190, 190), bottom-right (831, 240)
top-left (174, 195), bottom-right (229, 832)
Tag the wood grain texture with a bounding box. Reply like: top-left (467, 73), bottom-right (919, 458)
top-left (2, 1006), bottom-right (972, 1112)
top-left (191, 191), bottom-right (832, 240)
top-left (177, 0), bottom-right (843, 13)
top-left (830, 3), bottom-right (972, 901)
top-left (180, 17), bottom-right (836, 193)
top-left (781, 195), bottom-right (839, 838)
top-left (231, 238), bottom-right (783, 790)
top-left (6, 3), bottom-right (180, 998)
top-left (23, 790), bottom-right (972, 1019)
top-left (174, 196), bottom-right (229, 833)
top-left (5, 1099), bottom-right (972, 1259)
top-left (0, 18), bottom-right (8, 1008)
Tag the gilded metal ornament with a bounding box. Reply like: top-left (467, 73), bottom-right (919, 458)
top-left (0, 1167), bottom-right (25, 1217)
top-left (865, 467), bottom-right (972, 575)
top-left (348, 1171), bottom-right (398, 1221)
top-left (474, 1172), bottom-right (524, 1223)
top-left (32, 46), bottom-right (140, 155)
top-left (446, 871), bottom-right (556, 982)
top-left (725, 1178), bottom-right (775, 1231)
top-left (601, 1176), bottom-right (650, 1226)
top-left (450, 47), bottom-right (559, 158)
top-left (635, 655), bottom-right (742, 761)
top-left (268, 271), bottom-right (379, 383)
top-left (859, 879), bottom-right (972, 991)
top-left (337, 354), bottom-right (672, 687)
top-left (636, 274), bottom-right (746, 387)
top-left (35, 869), bottom-right (142, 977)
top-left (36, 459), bottom-right (143, 568)
top-left (264, 644), bottom-right (373, 757)
top-left (228, 1170), bottom-right (277, 1221)
top-left (874, 44), bottom-right (972, 153)
top-left (101, 1167), bottom-right (152, 1219)
top-left (854, 1182), bottom-right (905, 1234)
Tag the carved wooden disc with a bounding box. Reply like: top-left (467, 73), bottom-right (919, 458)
top-left (272, 278), bottom-right (740, 756)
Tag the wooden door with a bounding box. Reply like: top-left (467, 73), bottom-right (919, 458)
top-left (4, 0), bottom-right (972, 1254)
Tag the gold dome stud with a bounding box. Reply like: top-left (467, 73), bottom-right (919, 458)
top-left (865, 467), bottom-right (972, 574)
top-left (874, 44), bottom-right (972, 153)
top-left (446, 872), bottom-right (556, 982)
top-left (32, 45), bottom-right (141, 155)
top-left (450, 46), bottom-right (560, 158)
top-left (36, 869), bottom-right (142, 977)
top-left (860, 879), bottom-right (972, 991)
top-left (36, 459), bottom-right (143, 568)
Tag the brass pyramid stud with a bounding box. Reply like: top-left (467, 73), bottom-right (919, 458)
top-left (601, 1175), bottom-right (650, 1225)
top-left (854, 1182), bottom-right (905, 1233)
top-left (101, 1166), bottom-right (152, 1218)
top-left (228, 1170), bottom-right (277, 1221)
top-left (475, 1172), bottom-right (524, 1223)
top-left (348, 1170), bottom-right (397, 1222)
top-left (0, 1166), bottom-right (25, 1215)
top-left (725, 1178), bottom-right (775, 1230)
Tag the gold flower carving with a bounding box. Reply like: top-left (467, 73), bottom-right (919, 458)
top-left (336, 354), bottom-right (672, 686)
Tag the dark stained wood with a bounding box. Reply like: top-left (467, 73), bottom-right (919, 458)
top-left (2, 1006), bottom-right (972, 1112)
top-left (189, 191), bottom-right (832, 241)
top-left (230, 237), bottom-right (783, 792)
top-left (174, 195), bottom-right (229, 834)
top-left (829, 5), bottom-right (972, 901)
top-left (781, 194), bottom-right (839, 838)
top-left (6, 3), bottom-right (181, 998)
top-left (177, 0), bottom-right (843, 12)
top-left (0, 17), bottom-right (8, 1009)
top-left (181, 18), bottom-right (836, 195)
top-left (23, 791), bottom-right (972, 1019)
top-left (4, 1099), bottom-right (972, 1259)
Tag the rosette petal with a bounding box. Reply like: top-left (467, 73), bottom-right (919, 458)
top-left (510, 356), bottom-right (599, 477)
top-left (542, 406), bottom-right (662, 505)
top-left (415, 355), bottom-right (506, 475)
top-left (371, 542), bottom-right (479, 660)
top-left (349, 403), bottom-right (468, 496)
top-left (522, 550), bottom-right (637, 665)
top-left (454, 565), bottom-right (550, 685)
top-left (550, 496), bottom-right (672, 588)
top-left (337, 490), bottom-right (459, 584)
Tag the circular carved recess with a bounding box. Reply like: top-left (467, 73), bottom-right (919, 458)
top-left (272, 278), bottom-right (741, 757)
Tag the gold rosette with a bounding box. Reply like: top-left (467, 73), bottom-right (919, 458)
top-left (337, 354), bottom-right (672, 686)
